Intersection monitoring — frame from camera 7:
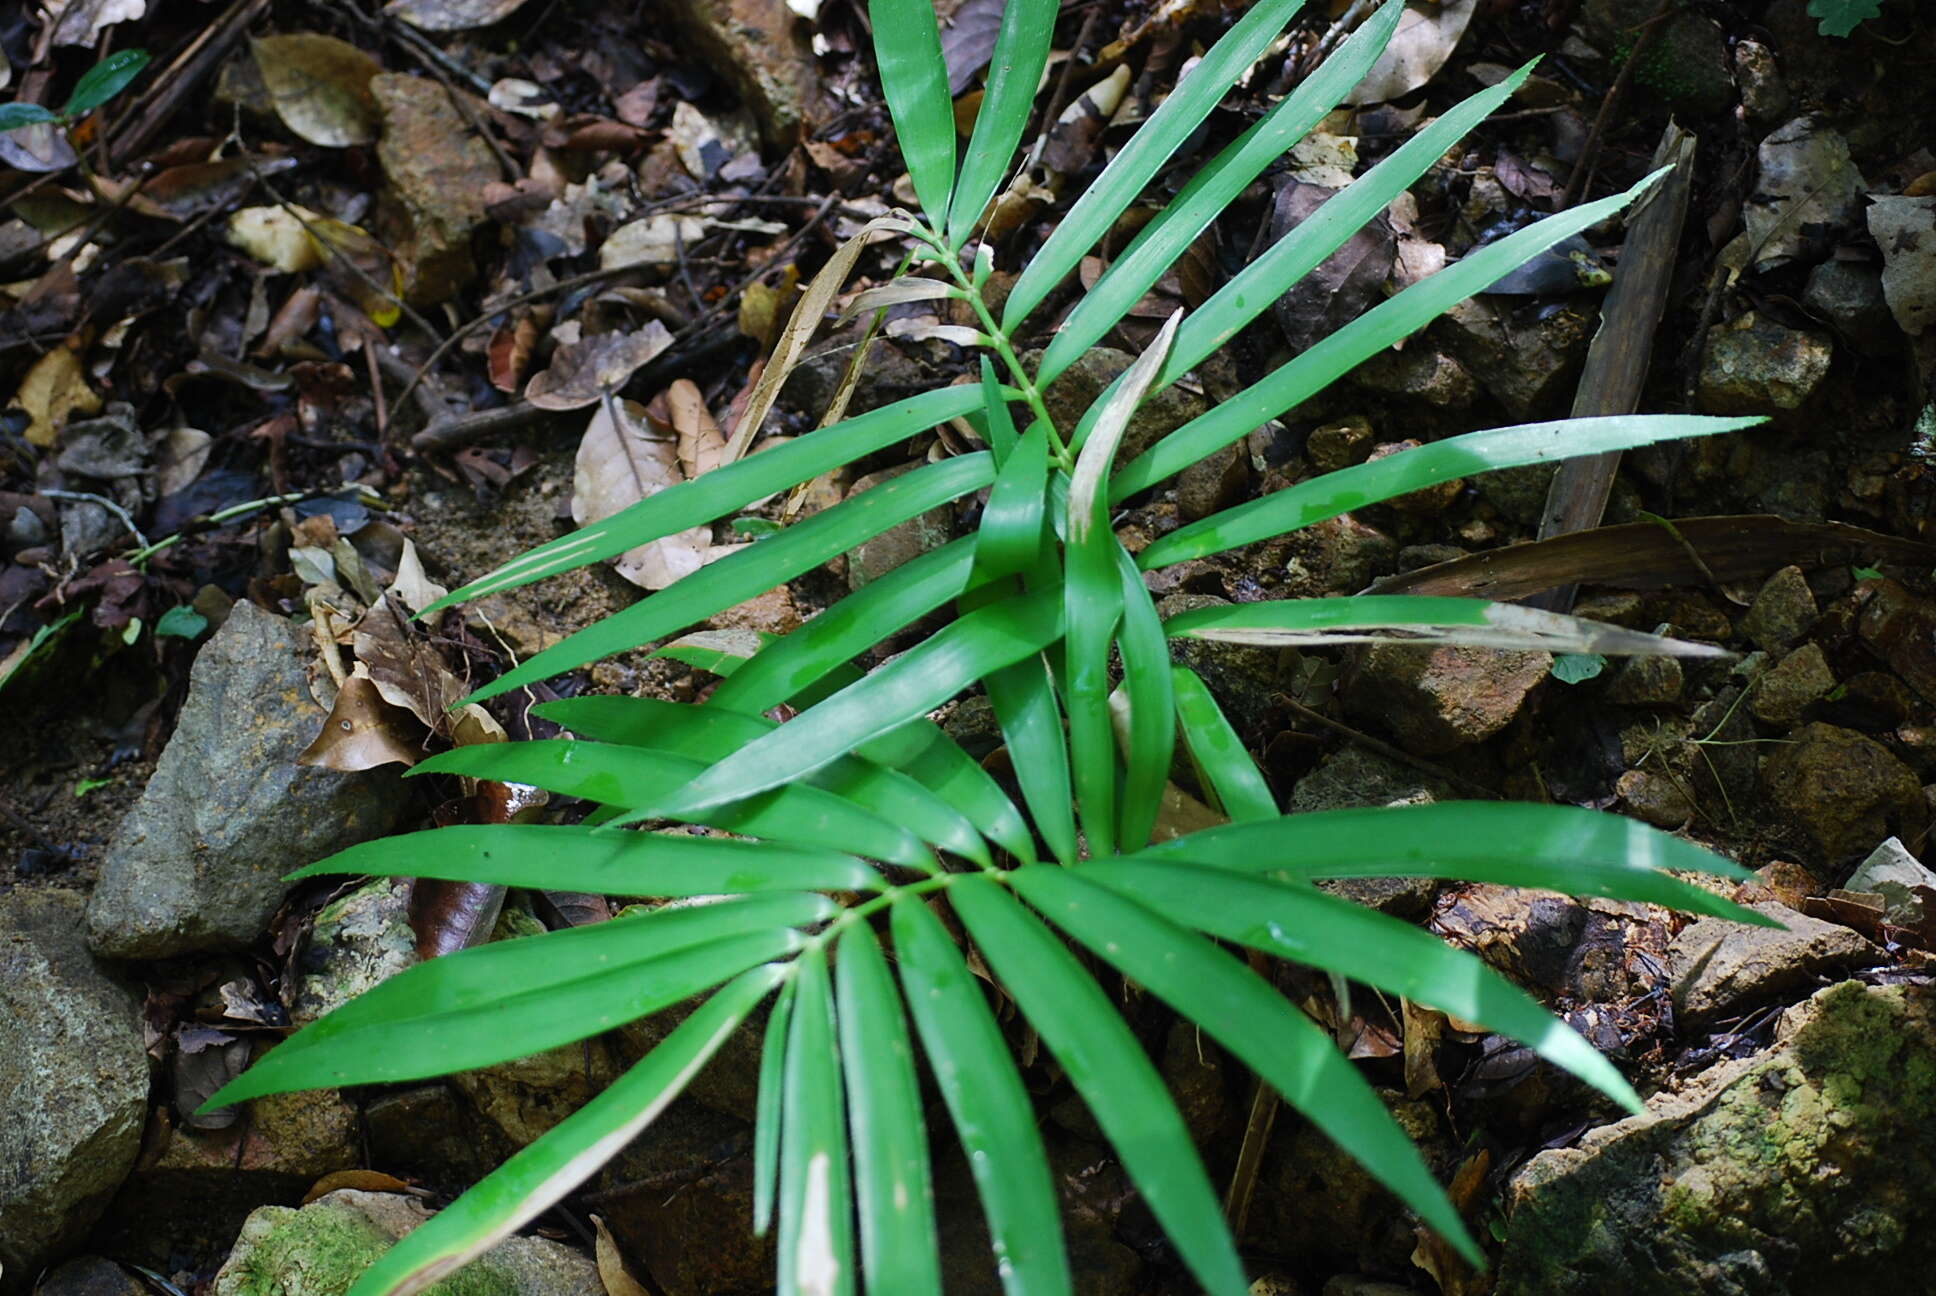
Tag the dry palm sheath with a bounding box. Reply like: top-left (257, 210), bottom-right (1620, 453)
top-left (206, 2), bottom-right (1777, 1292)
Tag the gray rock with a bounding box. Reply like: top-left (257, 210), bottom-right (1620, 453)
top-left (1760, 722), bottom-right (1926, 869)
top-left (1738, 564), bottom-right (1817, 652)
top-left (1499, 981), bottom-right (1936, 1295)
top-left (1280, 514), bottom-right (1398, 595)
top-left (1436, 297), bottom-right (1594, 419)
top-left (1749, 641), bottom-right (1834, 728)
top-left (29, 1257), bottom-right (145, 1296)
top-left (1804, 260), bottom-right (1898, 355)
top-left (1292, 747), bottom-right (1455, 916)
top-left (1036, 346), bottom-right (1208, 469)
top-left (1615, 768), bottom-right (1693, 830)
top-left (781, 331), bottom-right (926, 422)
top-left (1732, 40), bottom-right (1789, 123)
top-left (1345, 643), bottom-right (1550, 756)
top-left (86, 601), bottom-right (405, 958)
top-left (1669, 901), bottom-right (1879, 1024)
top-left (211, 1189), bottom-right (600, 1296)
top-left (1697, 311), bottom-right (1833, 414)
top-left (1844, 836), bottom-right (1936, 926)
top-left (1347, 345), bottom-right (1477, 408)
top-left (1581, 0), bottom-right (1733, 116)
top-left (1157, 594), bottom-right (1284, 740)
top-left (1174, 440), bottom-right (1249, 522)
top-left (291, 877), bottom-right (417, 1026)
top-left (364, 1085), bottom-right (512, 1191)
top-left (0, 891), bottom-right (148, 1291)
top-left (594, 1100), bottom-right (770, 1296)
top-left (1604, 654), bottom-right (1683, 707)
top-left (844, 460), bottom-right (955, 591)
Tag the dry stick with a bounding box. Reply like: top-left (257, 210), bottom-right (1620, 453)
top-left (1529, 122), bottom-right (1698, 614)
top-left (107, 0), bottom-right (272, 169)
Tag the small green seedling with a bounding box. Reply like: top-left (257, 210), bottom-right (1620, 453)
top-left (0, 49), bottom-right (150, 134)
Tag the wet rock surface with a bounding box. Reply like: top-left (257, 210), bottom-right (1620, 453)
top-left (1499, 982), bottom-right (1936, 1295)
top-left (85, 602), bottom-right (405, 959)
top-left (0, 890), bottom-right (148, 1291)
top-left (1668, 901), bottom-right (1881, 1025)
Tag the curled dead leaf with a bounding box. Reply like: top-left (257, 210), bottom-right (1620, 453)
top-left (385, 0), bottom-right (536, 31)
top-left (298, 669), bottom-right (426, 770)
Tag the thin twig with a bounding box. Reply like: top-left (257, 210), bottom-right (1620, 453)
top-left (42, 489), bottom-right (149, 548)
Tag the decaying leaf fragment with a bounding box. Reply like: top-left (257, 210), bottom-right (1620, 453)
top-left (252, 34), bottom-right (382, 148)
top-left (572, 396), bottom-right (711, 590)
top-left (525, 323), bottom-right (673, 410)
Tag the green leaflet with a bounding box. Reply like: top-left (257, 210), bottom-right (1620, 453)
top-left (837, 922), bottom-right (942, 1295)
top-left (753, 977), bottom-right (795, 1237)
top-left (985, 649), bottom-right (1079, 868)
top-left (1113, 548), bottom-right (1174, 851)
top-left (1087, 858), bottom-right (1646, 1111)
top-left (285, 823), bottom-right (885, 895)
top-left (425, 388), bottom-right (983, 617)
top-left (652, 587), bottom-right (1065, 816)
top-left (345, 967), bottom-right (783, 1296)
top-left (778, 947), bottom-right (855, 1296)
top-left (412, 740), bottom-right (932, 869)
top-left (464, 453), bottom-right (995, 702)
top-left (1003, 0), bottom-right (1310, 333)
top-left (892, 893), bottom-right (1070, 1295)
top-left (1136, 801), bottom-right (1776, 922)
top-left (1139, 415), bottom-right (1766, 565)
top-left (1169, 666), bottom-right (1275, 822)
top-left (1036, 0), bottom-right (1404, 386)
top-left (947, 0), bottom-right (1057, 248)
top-left (1011, 865), bottom-right (1480, 1264)
top-left (950, 876), bottom-right (1247, 1295)
top-left (871, 0), bottom-right (956, 223)
top-left (205, 895), bottom-right (826, 1106)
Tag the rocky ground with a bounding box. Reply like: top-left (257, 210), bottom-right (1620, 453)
top-left (5, 0), bottom-right (1936, 1293)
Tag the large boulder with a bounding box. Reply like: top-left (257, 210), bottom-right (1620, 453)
top-left (86, 601), bottom-right (405, 958)
top-left (0, 890), bottom-right (148, 1292)
top-left (1499, 981), bottom-right (1936, 1294)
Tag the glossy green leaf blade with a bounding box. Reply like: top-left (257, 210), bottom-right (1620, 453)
top-left (63, 49), bottom-right (150, 116)
top-left (949, 876), bottom-right (1246, 1296)
top-left (286, 823), bottom-right (884, 895)
top-left (1010, 866), bottom-right (1478, 1265)
top-left (891, 894), bottom-right (1071, 1296)
top-left (466, 453), bottom-right (995, 702)
top-left (709, 537), bottom-right (975, 715)
top-left (1066, 58), bottom-right (1531, 452)
top-left (535, 696), bottom-right (990, 867)
top-left (837, 923), bottom-right (942, 1296)
top-left (1139, 415), bottom-right (1765, 565)
top-left (1169, 667), bottom-right (1275, 822)
top-left (986, 651), bottom-right (1079, 868)
top-left (653, 587), bottom-right (1065, 815)
top-left (753, 977), bottom-right (795, 1237)
top-left (872, 0), bottom-right (956, 222)
top-left (1114, 549), bottom-right (1174, 851)
top-left (1138, 801), bottom-right (1774, 919)
top-left (778, 948), bottom-right (855, 1296)
top-left (1087, 858), bottom-right (1645, 1111)
top-left (1036, 0), bottom-right (1404, 386)
top-left (345, 966), bottom-right (782, 1296)
top-left (980, 357), bottom-right (1020, 460)
top-left (1159, 593), bottom-right (1735, 656)
top-left (1066, 314), bottom-right (1177, 857)
top-left (413, 741), bottom-right (931, 869)
top-left (947, 0), bottom-right (1057, 247)
top-left (209, 914), bottom-right (815, 1107)
top-left (426, 388), bottom-right (982, 617)
top-left (1003, 0), bottom-right (1306, 333)
top-left (974, 420), bottom-right (1050, 581)
top-left (1113, 169), bottom-right (1688, 500)
top-left (0, 103), bottom-right (59, 130)
top-left (861, 721), bottom-right (1037, 866)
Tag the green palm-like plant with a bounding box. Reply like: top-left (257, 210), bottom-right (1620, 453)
top-left (207, 2), bottom-right (1776, 1291)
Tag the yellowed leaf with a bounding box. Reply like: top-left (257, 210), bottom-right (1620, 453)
top-left (592, 1217), bottom-right (651, 1296)
top-left (665, 379), bottom-right (726, 480)
top-left (227, 205), bottom-right (325, 272)
top-left (15, 345), bottom-right (101, 447)
top-left (252, 34), bottom-right (382, 148)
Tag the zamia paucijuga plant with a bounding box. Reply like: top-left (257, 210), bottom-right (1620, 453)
top-left (207, 1), bottom-right (1778, 1291)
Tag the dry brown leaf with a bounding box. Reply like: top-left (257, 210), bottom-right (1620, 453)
top-left (525, 323), bottom-right (673, 410)
top-left (252, 34), bottom-right (382, 148)
top-left (1344, 0), bottom-right (1477, 105)
top-left (44, 0), bottom-right (147, 46)
top-left (574, 396), bottom-right (711, 590)
top-left (298, 668), bottom-right (426, 770)
top-left (301, 1169), bottom-right (416, 1205)
top-left (1401, 998), bottom-right (1445, 1098)
top-left (720, 211), bottom-right (919, 464)
top-left (353, 597), bottom-right (468, 733)
top-left (15, 344), bottom-right (101, 448)
top-left (666, 379), bottom-right (726, 479)
top-left (592, 1217), bottom-right (651, 1296)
